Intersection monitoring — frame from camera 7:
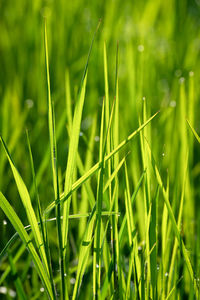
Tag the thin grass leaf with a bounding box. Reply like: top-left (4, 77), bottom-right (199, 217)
top-left (0, 136), bottom-right (48, 275)
top-left (62, 21), bottom-right (101, 255)
top-left (145, 139), bottom-right (199, 298)
top-left (44, 19), bottom-right (65, 300)
top-left (0, 192), bottom-right (53, 299)
top-left (187, 119), bottom-right (200, 144)
top-left (72, 204), bottom-right (96, 300)
top-left (26, 129), bottom-right (56, 299)
top-left (45, 111), bottom-right (159, 215)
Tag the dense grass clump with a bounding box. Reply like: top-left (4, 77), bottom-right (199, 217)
top-left (0, 1), bottom-right (200, 299)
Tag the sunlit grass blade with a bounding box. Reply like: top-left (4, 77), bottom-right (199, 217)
top-left (44, 19), bottom-right (65, 300)
top-left (0, 192), bottom-right (53, 299)
top-left (167, 153), bottom-right (188, 294)
top-left (93, 97), bottom-right (105, 298)
top-left (26, 130), bottom-right (56, 299)
top-left (0, 136), bottom-right (48, 276)
top-left (45, 111), bottom-right (159, 215)
top-left (72, 204), bottom-right (96, 300)
top-left (145, 139), bottom-right (199, 298)
top-left (62, 21), bottom-right (101, 255)
top-left (186, 119), bottom-right (200, 144)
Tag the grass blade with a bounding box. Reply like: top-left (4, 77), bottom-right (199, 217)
top-left (0, 136), bottom-right (48, 276)
top-left (45, 111), bottom-right (159, 215)
top-left (0, 192), bottom-right (53, 299)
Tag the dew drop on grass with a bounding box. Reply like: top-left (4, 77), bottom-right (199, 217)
top-left (79, 131), bottom-right (83, 137)
top-left (94, 136), bottom-right (100, 142)
top-left (165, 272), bottom-right (169, 277)
top-left (142, 96), bottom-right (146, 101)
top-left (157, 264), bottom-right (160, 271)
top-left (96, 264), bottom-right (99, 269)
top-left (3, 220), bottom-right (7, 225)
top-left (70, 278), bottom-right (76, 284)
top-left (25, 99), bottom-right (34, 108)
top-left (169, 100), bottom-right (176, 107)
top-left (179, 77), bottom-right (185, 84)
top-left (138, 45), bottom-right (144, 52)
top-left (189, 71), bottom-right (194, 77)
top-left (162, 153), bottom-right (165, 157)
top-left (64, 273), bottom-right (67, 277)
top-left (40, 287), bottom-right (44, 293)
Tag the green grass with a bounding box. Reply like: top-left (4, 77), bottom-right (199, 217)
top-left (0, 1), bottom-right (200, 299)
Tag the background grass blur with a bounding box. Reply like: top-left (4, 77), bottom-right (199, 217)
top-left (1, 0), bottom-right (200, 299)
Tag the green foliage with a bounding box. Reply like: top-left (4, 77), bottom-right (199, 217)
top-left (0, 1), bottom-right (200, 299)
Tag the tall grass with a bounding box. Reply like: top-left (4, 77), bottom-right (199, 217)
top-left (0, 1), bottom-right (200, 299)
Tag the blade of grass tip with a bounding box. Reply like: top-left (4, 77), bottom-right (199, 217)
top-left (44, 111), bottom-right (159, 215)
top-left (26, 129), bottom-right (56, 299)
top-left (0, 192), bottom-right (53, 299)
top-left (103, 43), bottom-right (115, 294)
top-left (0, 136), bottom-right (48, 278)
top-left (111, 42), bottom-right (120, 298)
top-left (44, 18), bottom-right (65, 300)
top-left (145, 139), bottom-right (199, 298)
top-left (62, 20), bottom-right (101, 258)
top-left (7, 249), bottom-right (28, 300)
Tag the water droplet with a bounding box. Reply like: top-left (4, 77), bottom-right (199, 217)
top-left (142, 96), bottom-right (146, 101)
top-left (94, 136), bottom-right (100, 142)
top-left (162, 153), bottom-right (165, 157)
top-left (165, 272), bottom-right (169, 277)
top-left (0, 287), bottom-right (7, 294)
top-left (64, 273), bottom-right (67, 277)
top-left (79, 131), bottom-right (83, 137)
top-left (157, 264), bottom-right (160, 271)
top-left (110, 226), bottom-right (112, 230)
top-left (138, 45), bottom-right (144, 52)
top-left (169, 100), bottom-right (176, 107)
top-left (9, 289), bottom-right (16, 298)
top-left (138, 246), bottom-right (142, 251)
top-left (96, 264), bottom-right (99, 269)
top-left (25, 99), bottom-right (34, 109)
top-left (3, 220), bottom-right (7, 225)
top-left (70, 278), bottom-right (76, 284)
top-left (189, 71), bottom-right (194, 77)
top-left (40, 287), bottom-right (44, 292)
top-left (179, 77), bottom-right (185, 84)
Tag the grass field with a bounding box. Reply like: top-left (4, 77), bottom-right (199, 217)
top-left (0, 1), bottom-right (200, 299)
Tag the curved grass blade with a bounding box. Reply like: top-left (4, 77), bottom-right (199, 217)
top-left (0, 192), bottom-right (53, 299)
top-left (62, 20), bottom-right (101, 255)
top-left (0, 136), bottom-right (48, 276)
top-left (44, 18), bottom-right (65, 300)
top-left (44, 111), bottom-right (159, 215)
top-left (26, 130), bottom-right (56, 299)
